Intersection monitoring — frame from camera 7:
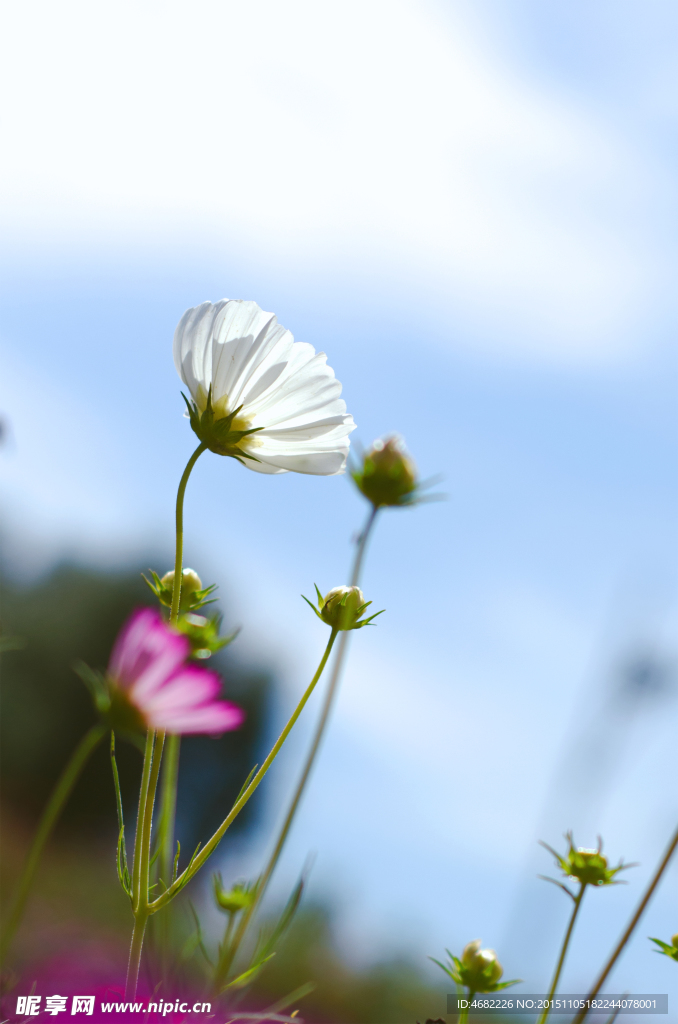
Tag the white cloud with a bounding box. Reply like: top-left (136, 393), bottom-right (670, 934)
top-left (0, 0), bottom-right (669, 361)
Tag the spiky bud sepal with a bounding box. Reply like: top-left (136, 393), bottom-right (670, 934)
top-left (649, 935), bottom-right (678, 962)
top-left (183, 388), bottom-right (263, 463)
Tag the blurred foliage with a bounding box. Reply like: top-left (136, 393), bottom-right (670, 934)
top-left (0, 562), bottom-right (272, 848)
top-left (1, 560), bottom-right (451, 1023)
top-left (245, 903), bottom-right (448, 1024)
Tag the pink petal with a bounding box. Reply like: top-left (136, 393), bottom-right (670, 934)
top-left (147, 701), bottom-right (245, 735)
top-left (108, 608), bottom-right (189, 699)
top-left (137, 666), bottom-right (221, 715)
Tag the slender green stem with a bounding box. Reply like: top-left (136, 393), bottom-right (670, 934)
top-left (458, 990), bottom-right (475, 1024)
top-left (131, 730), bottom-right (156, 911)
top-left (156, 440), bottom-right (207, 951)
top-left (350, 505), bottom-right (379, 588)
top-left (571, 823), bottom-right (678, 1024)
top-left (126, 730), bottom-right (165, 998)
top-left (158, 734), bottom-right (181, 887)
top-left (0, 723), bottom-right (106, 962)
top-left (169, 441), bottom-right (209, 623)
top-left (149, 629), bottom-right (339, 914)
top-left (126, 913), bottom-right (149, 1000)
top-left (139, 732), bottom-right (165, 910)
top-left (537, 882), bottom-right (586, 1024)
top-left (215, 505), bottom-right (380, 985)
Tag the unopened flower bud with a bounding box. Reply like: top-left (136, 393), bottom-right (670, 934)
top-left (461, 941), bottom-right (503, 988)
top-left (461, 940), bottom-right (482, 968)
top-left (320, 586), bottom-right (366, 630)
top-left (672, 933), bottom-right (678, 949)
top-left (304, 584), bottom-right (384, 631)
top-left (213, 875), bottom-right (254, 915)
top-left (159, 567), bottom-right (205, 613)
top-left (352, 435), bottom-right (418, 508)
top-left (432, 941), bottom-right (519, 996)
top-left (541, 833), bottom-right (631, 888)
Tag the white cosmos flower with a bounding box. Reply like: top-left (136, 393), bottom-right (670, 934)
top-left (173, 299), bottom-right (356, 475)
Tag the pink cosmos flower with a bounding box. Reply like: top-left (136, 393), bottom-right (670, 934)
top-left (107, 608), bottom-right (244, 734)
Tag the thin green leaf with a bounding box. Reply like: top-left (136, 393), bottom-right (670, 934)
top-left (223, 954), bottom-right (275, 991)
top-left (234, 765), bottom-right (259, 806)
top-left (262, 982), bottom-right (315, 1015)
top-left (110, 733), bottom-right (132, 898)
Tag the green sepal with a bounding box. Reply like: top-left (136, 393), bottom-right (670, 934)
top-left (182, 389), bottom-right (264, 461)
top-left (650, 938), bottom-right (678, 961)
top-left (74, 660), bottom-right (111, 715)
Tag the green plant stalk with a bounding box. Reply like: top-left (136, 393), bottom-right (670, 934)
top-left (215, 505), bottom-right (380, 986)
top-left (458, 989), bottom-right (476, 1024)
top-left (0, 722), bottom-right (107, 963)
top-left (126, 729), bottom-right (165, 998)
top-left (571, 823), bottom-right (678, 1024)
top-left (160, 440), bottom-right (208, 889)
top-left (131, 730), bottom-right (156, 910)
top-left (537, 882), bottom-right (586, 1024)
top-left (149, 628), bottom-right (340, 915)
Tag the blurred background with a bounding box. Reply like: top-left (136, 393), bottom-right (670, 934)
top-left (1, 0), bottom-right (677, 1020)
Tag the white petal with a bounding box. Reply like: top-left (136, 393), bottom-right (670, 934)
top-left (246, 449), bottom-right (350, 475)
top-left (173, 300), bottom-right (230, 401)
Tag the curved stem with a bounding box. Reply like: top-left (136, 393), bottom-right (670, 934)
top-left (0, 723), bottom-right (106, 963)
top-left (571, 823), bottom-right (678, 1024)
top-left (169, 441), bottom-right (209, 623)
top-left (537, 882), bottom-right (586, 1024)
top-left (217, 504), bottom-right (380, 985)
top-left (150, 629), bottom-right (339, 914)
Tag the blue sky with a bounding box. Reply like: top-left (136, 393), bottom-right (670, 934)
top-left (1, 0), bottom-right (677, 1005)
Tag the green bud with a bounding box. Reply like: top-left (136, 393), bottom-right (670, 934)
top-left (352, 435), bottom-right (418, 508)
top-left (174, 611), bottom-right (239, 659)
top-left (672, 933), bottom-right (678, 949)
top-left (213, 874), bottom-right (255, 915)
top-left (303, 584), bottom-right (384, 631)
top-left (432, 941), bottom-right (519, 995)
top-left (541, 832), bottom-right (633, 889)
top-left (461, 941), bottom-right (503, 988)
top-left (144, 567), bottom-right (218, 613)
top-left (321, 586), bottom-right (366, 630)
top-left (161, 567), bottom-right (203, 608)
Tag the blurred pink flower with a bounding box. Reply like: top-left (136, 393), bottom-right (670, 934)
top-left (107, 608), bottom-right (244, 734)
